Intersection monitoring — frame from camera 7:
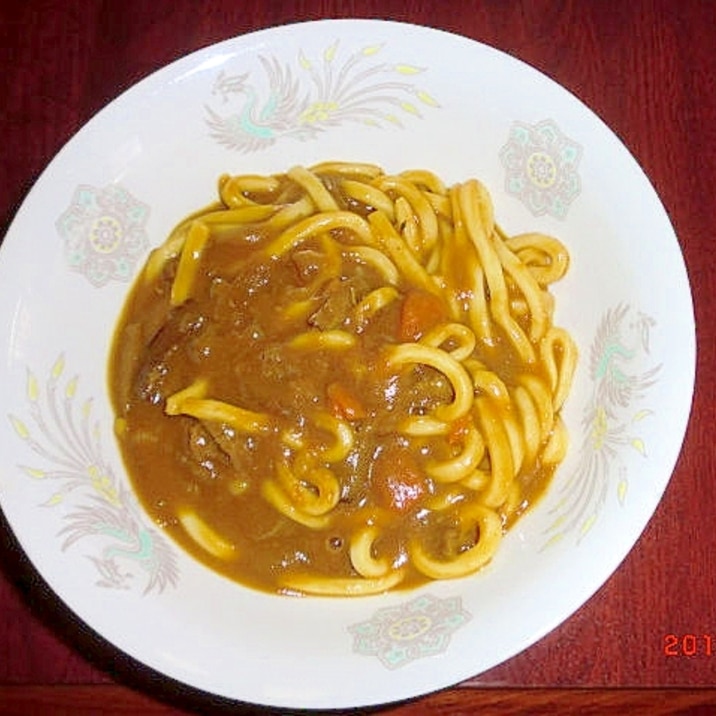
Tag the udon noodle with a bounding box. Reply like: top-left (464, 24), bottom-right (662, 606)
top-left (109, 161), bottom-right (577, 596)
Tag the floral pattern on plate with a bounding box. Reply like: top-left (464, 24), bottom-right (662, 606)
top-left (349, 593), bottom-right (471, 669)
top-left (205, 40), bottom-right (440, 153)
top-left (7, 354), bottom-right (179, 594)
top-left (499, 119), bottom-right (583, 219)
top-left (56, 184), bottom-right (150, 287)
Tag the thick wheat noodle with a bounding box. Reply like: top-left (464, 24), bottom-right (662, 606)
top-left (267, 210), bottom-right (375, 256)
top-left (263, 195), bottom-right (315, 231)
top-left (260, 479), bottom-right (333, 530)
top-left (289, 329), bottom-right (357, 349)
top-left (176, 509), bottom-right (236, 560)
top-left (399, 168), bottom-right (447, 195)
top-left (505, 232), bottom-right (570, 285)
top-left (385, 342), bottom-right (474, 423)
top-left (219, 173), bottom-right (282, 205)
top-left (368, 210), bottom-right (441, 296)
top-left (394, 196), bottom-right (422, 255)
top-left (409, 503), bottom-right (502, 579)
top-left (341, 178), bottom-right (396, 218)
top-left (512, 385), bottom-right (542, 466)
top-left (313, 412), bottom-right (354, 462)
top-left (540, 327), bottom-right (579, 410)
top-left (426, 426), bottom-right (485, 482)
top-left (342, 245), bottom-right (400, 285)
top-left (374, 175), bottom-right (440, 252)
top-left (398, 415), bottom-right (451, 437)
top-left (170, 220), bottom-right (210, 306)
top-left (420, 322), bottom-right (477, 362)
top-left (474, 396), bottom-right (515, 508)
top-left (275, 460), bottom-right (341, 517)
top-left (349, 526), bottom-right (392, 578)
top-left (288, 165), bottom-right (341, 212)
top-left (458, 181), bottom-right (535, 363)
top-left (279, 569), bottom-right (406, 596)
top-left (492, 235), bottom-right (549, 342)
top-left (310, 160), bottom-right (384, 179)
top-left (352, 286), bottom-right (400, 330)
top-left (542, 416), bottom-right (570, 464)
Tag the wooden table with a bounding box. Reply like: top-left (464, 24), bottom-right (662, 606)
top-left (1, 1), bottom-right (714, 713)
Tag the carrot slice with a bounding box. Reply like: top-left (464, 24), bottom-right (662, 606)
top-left (398, 289), bottom-right (447, 341)
top-left (447, 413), bottom-right (473, 446)
top-left (371, 445), bottom-right (427, 512)
top-left (326, 381), bottom-right (367, 420)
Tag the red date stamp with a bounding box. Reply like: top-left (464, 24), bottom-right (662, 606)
top-left (664, 634), bottom-right (714, 657)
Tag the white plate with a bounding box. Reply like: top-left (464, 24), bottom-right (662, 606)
top-left (0, 19), bottom-right (695, 710)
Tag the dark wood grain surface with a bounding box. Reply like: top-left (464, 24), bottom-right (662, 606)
top-left (1, 1), bottom-right (715, 713)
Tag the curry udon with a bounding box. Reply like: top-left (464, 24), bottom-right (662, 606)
top-left (109, 161), bottom-right (577, 596)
